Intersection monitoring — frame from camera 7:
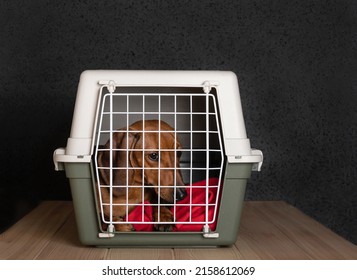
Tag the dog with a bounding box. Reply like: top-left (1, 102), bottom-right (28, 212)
top-left (97, 119), bottom-right (187, 232)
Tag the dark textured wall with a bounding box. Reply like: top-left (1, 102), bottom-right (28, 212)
top-left (0, 0), bottom-right (356, 244)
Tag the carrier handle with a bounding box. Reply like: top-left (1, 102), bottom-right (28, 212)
top-left (227, 149), bottom-right (263, 171)
top-left (53, 148), bottom-right (91, 171)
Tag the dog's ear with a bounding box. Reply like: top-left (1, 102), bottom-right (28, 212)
top-left (97, 130), bottom-right (139, 187)
top-left (127, 131), bottom-right (142, 181)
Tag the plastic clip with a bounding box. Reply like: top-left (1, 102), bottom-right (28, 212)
top-left (202, 224), bottom-right (219, 238)
top-left (98, 224), bottom-right (115, 238)
top-left (107, 80), bottom-right (116, 93)
top-left (202, 81), bottom-right (220, 94)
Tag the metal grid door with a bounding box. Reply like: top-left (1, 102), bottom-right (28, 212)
top-left (94, 83), bottom-right (224, 235)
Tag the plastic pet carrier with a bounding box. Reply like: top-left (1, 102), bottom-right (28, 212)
top-left (53, 70), bottom-right (263, 247)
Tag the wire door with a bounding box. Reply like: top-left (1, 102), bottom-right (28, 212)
top-left (94, 85), bottom-right (224, 234)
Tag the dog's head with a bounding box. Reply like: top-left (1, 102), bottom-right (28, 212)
top-left (97, 119), bottom-right (187, 203)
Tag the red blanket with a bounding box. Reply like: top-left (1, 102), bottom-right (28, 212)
top-left (126, 178), bottom-right (220, 232)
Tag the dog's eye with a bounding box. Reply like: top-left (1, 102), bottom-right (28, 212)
top-left (148, 152), bottom-right (159, 161)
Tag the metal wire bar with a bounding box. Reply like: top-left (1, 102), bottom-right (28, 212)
top-left (94, 89), bottom-right (224, 229)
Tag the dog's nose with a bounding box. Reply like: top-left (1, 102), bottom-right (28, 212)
top-left (175, 187), bottom-right (187, 201)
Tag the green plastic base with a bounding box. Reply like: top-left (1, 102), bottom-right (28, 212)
top-left (64, 162), bottom-right (252, 247)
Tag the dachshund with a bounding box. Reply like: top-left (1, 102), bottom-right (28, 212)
top-left (97, 119), bottom-right (187, 232)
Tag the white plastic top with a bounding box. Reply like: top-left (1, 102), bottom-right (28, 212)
top-left (54, 70), bottom-right (263, 169)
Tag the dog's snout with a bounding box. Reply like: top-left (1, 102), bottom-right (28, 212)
top-left (175, 187), bottom-right (187, 201)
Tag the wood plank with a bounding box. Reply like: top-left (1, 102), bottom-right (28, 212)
top-left (253, 201), bottom-right (357, 259)
top-left (173, 247), bottom-right (241, 260)
top-left (235, 202), bottom-right (313, 259)
top-left (1, 201), bottom-right (356, 260)
top-left (36, 214), bottom-right (108, 260)
top-left (0, 201), bottom-right (72, 260)
top-left (234, 235), bottom-right (263, 260)
top-left (107, 248), bottom-right (174, 260)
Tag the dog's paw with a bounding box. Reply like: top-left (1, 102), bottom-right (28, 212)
top-left (154, 223), bottom-right (174, 232)
top-left (115, 223), bottom-right (135, 232)
top-left (101, 222), bottom-right (135, 232)
top-left (153, 207), bottom-right (174, 232)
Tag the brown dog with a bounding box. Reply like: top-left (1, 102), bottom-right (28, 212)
top-left (97, 119), bottom-right (187, 232)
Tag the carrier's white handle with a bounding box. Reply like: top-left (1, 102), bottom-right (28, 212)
top-left (53, 148), bottom-right (91, 171)
top-left (227, 149), bottom-right (263, 171)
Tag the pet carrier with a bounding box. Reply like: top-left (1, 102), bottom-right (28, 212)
top-left (53, 70), bottom-right (263, 246)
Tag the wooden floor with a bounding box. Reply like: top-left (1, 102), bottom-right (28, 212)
top-left (0, 201), bottom-right (356, 260)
